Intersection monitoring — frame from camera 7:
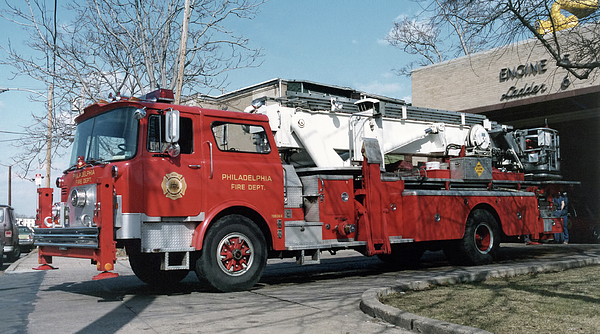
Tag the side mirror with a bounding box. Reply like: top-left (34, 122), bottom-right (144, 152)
top-left (165, 109), bottom-right (180, 143)
top-left (164, 109), bottom-right (180, 158)
top-left (134, 107), bottom-right (147, 120)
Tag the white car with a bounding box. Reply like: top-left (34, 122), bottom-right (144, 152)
top-left (18, 225), bottom-right (35, 252)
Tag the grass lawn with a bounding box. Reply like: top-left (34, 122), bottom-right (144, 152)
top-left (380, 265), bottom-right (600, 334)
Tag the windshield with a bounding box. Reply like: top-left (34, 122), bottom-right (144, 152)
top-left (69, 107), bottom-right (139, 166)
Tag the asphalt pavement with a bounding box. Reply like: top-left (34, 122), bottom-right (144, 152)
top-left (2, 243), bottom-right (600, 334)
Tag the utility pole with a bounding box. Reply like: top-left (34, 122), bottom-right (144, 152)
top-left (175, 0), bottom-right (191, 104)
top-left (8, 165), bottom-right (11, 206)
top-left (46, 84), bottom-right (54, 188)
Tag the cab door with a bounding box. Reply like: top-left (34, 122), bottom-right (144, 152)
top-left (142, 111), bottom-right (203, 218)
top-left (200, 112), bottom-right (284, 218)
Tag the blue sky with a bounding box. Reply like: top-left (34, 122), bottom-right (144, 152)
top-left (0, 0), bottom-right (419, 216)
top-left (222, 0), bottom-right (418, 100)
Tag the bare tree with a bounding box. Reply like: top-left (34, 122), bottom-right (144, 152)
top-left (387, 0), bottom-right (493, 75)
top-left (387, 17), bottom-right (444, 69)
top-left (1, 0), bottom-right (264, 177)
top-left (500, 0), bottom-right (600, 80)
top-left (388, 0), bottom-right (600, 80)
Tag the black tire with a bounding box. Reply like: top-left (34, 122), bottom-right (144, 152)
top-left (444, 209), bottom-right (500, 266)
top-left (592, 225), bottom-right (600, 244)
top-left (377, 244), bottom-right (425, 268)
top-left (0, 243), bottom-right (4, 267)
top-left (195, 214), bottom-right (267, 292)
top-left (129, 252), bottom-right (189, 286)
top-left (7, 241), bottom-right (21, 262)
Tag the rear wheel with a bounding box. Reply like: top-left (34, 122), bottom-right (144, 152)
top-left (129, 252), bottom-right (189, 286)
top-left (195, 214), bottom-right (267, 292)
top-left (444, 209), bottom-right (500, 265)
top-left (592, 225), bottom-right (600, 244)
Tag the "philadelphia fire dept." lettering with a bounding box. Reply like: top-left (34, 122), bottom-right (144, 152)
top-left (73, 168), bottom-right (96, 185)
top-left (222, 173), bottom-right (272, 191)
top-left (221, 174), bottom-right (272, 182)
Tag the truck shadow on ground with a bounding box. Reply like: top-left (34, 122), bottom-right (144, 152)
top-left (46, 243), bottom-right (600, 299)
top-left (43, 251), bottom-right (448, 302)
top-left (259, 243), bottom-right (600, 287)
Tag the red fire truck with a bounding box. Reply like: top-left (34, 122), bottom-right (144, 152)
top-left (35, 88), bottom-right (569, 292)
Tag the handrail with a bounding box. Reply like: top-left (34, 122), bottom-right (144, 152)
top-left (207, 141), bottom-right (213, 179)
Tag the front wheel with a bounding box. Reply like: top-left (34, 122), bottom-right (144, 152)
top-left (195, 215), bottom-right (267, 292)
top-left (445, 209), bottom-right (500, 266)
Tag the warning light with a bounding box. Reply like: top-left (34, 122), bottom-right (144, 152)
top-left (145, 89), bottom-right (174, 103)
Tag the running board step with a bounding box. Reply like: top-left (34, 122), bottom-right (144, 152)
top-left (296, 249), bottom-right (320, 265)
top-left (161, 251), bottom-right (190, 270)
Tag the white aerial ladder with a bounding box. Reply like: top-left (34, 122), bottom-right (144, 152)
top-left (245, 90), bottom-right (559, 179)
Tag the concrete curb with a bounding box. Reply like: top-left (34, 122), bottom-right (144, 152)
top-left (360, 256), bottom-right (600, 334)
top-left (5, 248), bottom-right (39, 274)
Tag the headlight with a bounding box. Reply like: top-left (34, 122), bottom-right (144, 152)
top-left (70, 189), bottom-right (87, 207)
top-left (80, 214), bottom-right (93, 227)
top-left (52, 203), bottom-right (61, 219)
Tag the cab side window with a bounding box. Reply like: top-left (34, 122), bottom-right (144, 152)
top-left (179, 118), bottom-right (193, 154)
top-left (211, 121), bottom-right (271, 154)
top-left (147, 115), bottom-right (193, 154)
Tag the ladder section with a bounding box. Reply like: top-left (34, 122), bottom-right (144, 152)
top-left (282, 90), bottom-right (487, 126)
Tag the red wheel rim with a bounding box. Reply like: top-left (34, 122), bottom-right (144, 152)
top-left (217, 233), bottom-right (254, 276)
top-left (475, 223), bottom-right (493, 254)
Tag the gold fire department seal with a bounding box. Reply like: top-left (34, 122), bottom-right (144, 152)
top-left (161, 172), bottom-right (188, 200)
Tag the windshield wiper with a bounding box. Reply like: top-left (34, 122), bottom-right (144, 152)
top-left (63, 158), bottom-right (107, 173)
top-left (86, 158), bottom-right (108, 166)
top-left (64, 164), bottom-right (79, 173)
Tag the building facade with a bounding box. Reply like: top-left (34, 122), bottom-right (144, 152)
top-left (412, 32), bottom-right (600, 218)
